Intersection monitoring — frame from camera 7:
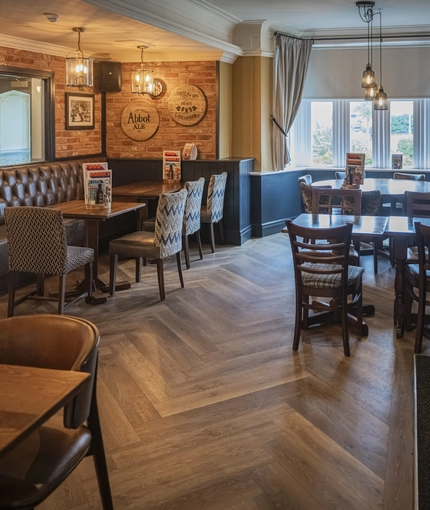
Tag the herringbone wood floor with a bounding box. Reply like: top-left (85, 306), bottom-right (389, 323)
top-left (0, 233), bottom-right (419, 510)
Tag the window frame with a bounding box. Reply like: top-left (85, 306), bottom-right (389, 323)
top-left (0, 65), bottom-right (55, 165)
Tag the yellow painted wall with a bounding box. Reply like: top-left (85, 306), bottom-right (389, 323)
top-left (218, 61), bottom-right (233, 158)
top-left (232, 56), bottom-right (274, 172)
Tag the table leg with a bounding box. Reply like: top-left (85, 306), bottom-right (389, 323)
top-left (392, 236), bottom-right (408, 338)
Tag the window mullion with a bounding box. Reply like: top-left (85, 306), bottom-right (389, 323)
top-left (333, 100), bottom-right (349, 167)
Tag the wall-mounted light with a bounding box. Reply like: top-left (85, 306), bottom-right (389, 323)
top-left (131, 45), bottom-right (154, 95)
top-left (66, 27), bottom-right (93, 88)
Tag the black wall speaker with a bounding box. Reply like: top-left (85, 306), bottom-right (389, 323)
top-left (99, 62), bottom-right (122, 92)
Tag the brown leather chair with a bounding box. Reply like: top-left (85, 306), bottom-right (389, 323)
top-left (4, 207), bottom-right (94, 316)
top-left (0, 314), bottom-right (113, 510)
top-left (286, 220), bottom-right (367, 357)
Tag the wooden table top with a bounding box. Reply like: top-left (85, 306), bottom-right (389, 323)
top-left (288, 213), bottom-right (389, 236)
top-left (0, 364), bottom-right (90, 459)
top-left (50, 200), bottom-right (146, 220)
top-left (313, 178), bottom-right (430, 198)
top-left (112, 180), bottom-right (182, 199)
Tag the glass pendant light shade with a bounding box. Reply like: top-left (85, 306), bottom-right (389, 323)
top-left (361, 64), bottom-right (376, 88)
top-left (364, 82), bottom-right (378, 100)
top-left (66, 28), bottom-right (93, 88)
top-left (132, 46), bottom-right (154, 95)
top-left (374, 86), bottom-right (388, 110)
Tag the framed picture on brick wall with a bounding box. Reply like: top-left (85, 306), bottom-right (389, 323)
top-left (65, 92), bottom-right (94, 130)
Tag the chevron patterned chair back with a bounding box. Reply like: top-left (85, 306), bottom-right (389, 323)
top-left (109, 189), bottom-right (187, 301)
top-left (183, 178), bottom-right (205, 269)
top-left (201, 172), bottom-right (227, 253)
top-left (4, 206), bottom-right (94, 316)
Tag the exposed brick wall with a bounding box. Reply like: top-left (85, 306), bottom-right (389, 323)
top-left (0, 47), bottom-right (217, 161)
top-left (106, 61), bottom-right (217, 160)
top-left (0, 45), bottom-right (102, 159)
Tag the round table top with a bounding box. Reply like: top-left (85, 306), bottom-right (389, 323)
top-left (313, 178), bottom-right (430, 198)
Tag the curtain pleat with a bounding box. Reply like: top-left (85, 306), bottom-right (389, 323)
top-left (272, 35), bottom-right (313, 170)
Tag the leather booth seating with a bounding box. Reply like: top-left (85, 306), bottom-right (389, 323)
top-left (0, 158), bottom-right (116, 293)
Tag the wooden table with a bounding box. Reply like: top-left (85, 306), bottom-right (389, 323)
top-left (313, 178), bottom-right (430, 202)
top-left (50, 200), bottom-right (147, 303)
top-left (0, 364), bottom-right (90, 460)
top-left (113, 180), bottom-right (182, 203)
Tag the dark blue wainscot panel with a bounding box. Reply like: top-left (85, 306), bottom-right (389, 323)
top-left (251, 170), bottom-right (305, 238)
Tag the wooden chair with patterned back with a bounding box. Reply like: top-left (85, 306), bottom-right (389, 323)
top-left (200, 172), bottom-right (228, 253)
top-left (391, 172), bottom-right (426, 213)
top-left (0, 314), bottom-right (113, 510)
top-left (405, 222), bottom-right (430, 353)
top-left (183, 178), bottom-right (205, 269)
top-left (286, 220), bottom-right (367, 357)
top-left (109, 189), bottom-right (188, 301)
top-left (4, 207), bottom-right (94, 317)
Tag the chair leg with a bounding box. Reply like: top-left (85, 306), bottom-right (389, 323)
top-left (209, 223), bottom-right (216, 253)
top-left (87, 376), bottom-right (114, 510)
top-left (135, 257), bottom-right (142, 282)
top-left (293, 291), bottom-right (302, 351)
top-left (156, 259), bottom-right (165, 301)
top-left (373, 242), bottom-right (378, 275)
top-left (176, 252), bottom-right (184, 288)
top-left (341, 293), bottom-right (350, 357)
top-left (218, 219), bottom-right (225, 245)
top-left (109, 254), bottom-right (118, 296)
top-left (85, 262), bottom-right (93, 303)
top-left (36, 273), bottom-right (45, 296)
top-left (7, 271), bottom-right (16, 317)
top-left (183, 234), bottom-right (191, 269)
top-left (196, 230), bottom-right (203, 260)
top-left (58, 274), bottom-right (67, 314)
top-left (415, 281), bottom-right (426, 354)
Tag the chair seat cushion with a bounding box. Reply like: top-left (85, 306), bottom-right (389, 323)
top-left (300, 263), bottom-right (364, 288)
top-left (63, 246), bottom-right (94, 274)
top-left (109, 231), bottom-right (160, 259)
top-left (142, 216), bottom-right (156, 232)
top-left (0, 424), bottom-right (91, 508)
top-left (200, 206), bottom-right (212, 223)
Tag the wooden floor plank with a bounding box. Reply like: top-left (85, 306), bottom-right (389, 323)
top-left (0, 234), bottom-right (417, 509)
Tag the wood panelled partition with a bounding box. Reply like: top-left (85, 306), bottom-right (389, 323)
top-left (108, 158), bottom-right (254, 246)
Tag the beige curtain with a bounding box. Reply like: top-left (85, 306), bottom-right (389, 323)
top-left (272, 34), bottom-right (313, 170)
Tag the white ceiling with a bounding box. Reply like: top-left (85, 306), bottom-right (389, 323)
top-left (0, 0), bottom-right (429, 63)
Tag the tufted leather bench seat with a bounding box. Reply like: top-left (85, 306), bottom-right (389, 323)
top-left (0, 158), bottom-right (106, 292)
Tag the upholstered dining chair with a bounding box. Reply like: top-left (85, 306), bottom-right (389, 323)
top-left (286, 220), bottom-right (367, 357)
top-left (4, 206), bottom-right (94, 317)
top-left (335, 171), bottom-right (367, 180)
top-left (299, 182), bottom-right (332, 214)
top-left (402, 191), bottom-right (430, 264)
top-left (109, 189), bottom-right (187, 301)
top-left (0, 314), bottom-right (113, 510)
top-left (405, 222), bottom-right (430, 353)
top-left (183, 177), bottom-right (205, 269)
top-left (200, 172), bottom-right (228, 253)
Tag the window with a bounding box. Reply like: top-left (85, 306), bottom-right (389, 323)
top-left (290, 98), bottom-right (429, 169)
top-left (0, 67), bottom-right (54, 167)
top-left (390, 101), bottom-right (413, 167)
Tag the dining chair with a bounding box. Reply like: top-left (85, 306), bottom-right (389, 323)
top-left (298, 175), bottom-right (312, 213)
top-left (403, 191), bottom-right (430, 263)
top-left (311, 187), bottom-right (362, 216)
top-left (405, 222), bottom-right (430, 353)
top-left (183, 177), bottom-right (205, 269)
top-left (0, 314), bottom-right (113, 510)
top-left (286, 220), bottom-right (367, 357)
top-left (109, 189), bottom-right (187, 301)
top-left (4, 206), bottom-right (94, 317)
top-left (391, 172), bottom-right (426, 213)
top-left (200, 172), bottom-right (227, 253)
top-left (335, 171), bottom-right (367, 180)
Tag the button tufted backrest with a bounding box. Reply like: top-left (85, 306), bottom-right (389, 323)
top-left (0, 158), bottom-right (105, 225)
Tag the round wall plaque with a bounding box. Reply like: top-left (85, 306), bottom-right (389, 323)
top-left (121, 100), bottom-right (160, 141)
top-left (168, 84), bottom-right (207, 126)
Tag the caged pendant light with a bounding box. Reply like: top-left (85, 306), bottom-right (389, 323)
top-left (132, 45), bottom-right (154, 95)
top-left (374, 10), bottom-right (388, 110)
top-left (66, 27), bottom-right (93, 88)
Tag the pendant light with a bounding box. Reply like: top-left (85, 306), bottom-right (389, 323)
top-left (66, 27), bottom-right (93, 88)
top-left (364, 16), bottom-right (378, 101)
top-left (360, 3), bottom-right (376, 89)
top-left (374, 10), bottom-right (388, 111)
top-left (132, 45), bottom-right (154, 95)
